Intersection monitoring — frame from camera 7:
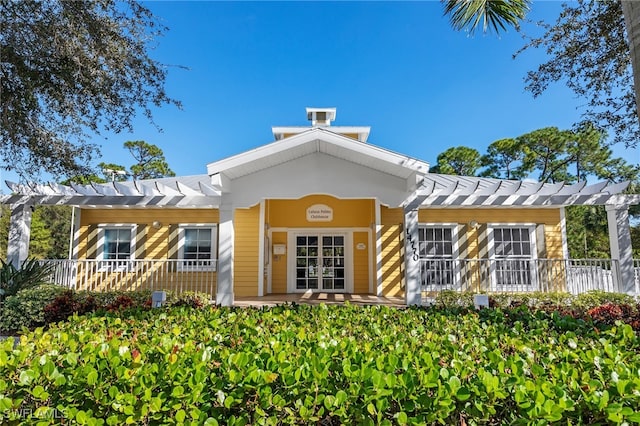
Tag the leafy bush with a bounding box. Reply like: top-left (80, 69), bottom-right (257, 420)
top-left (1, 305), bottom-right (639, 424)
top-left (105, 295), bottom-right (135, 311)
top-left (42, 291), bottom-right (100, 325)
top-left (433, 290), bottom-right (475, 308)
top-left (168, 291), bottom-right (211, 309)
top-left (587, 303), bottom-right (638, 328)
top-left (0, 284), bottom-right (68, 332)
top-left (74, 289), bottom-right (154, 309)
top-left (0, 259), bottom-right (54, 303)
top-left (573, 290), bottom-right (637, 311)
top-left (435, 291), bottom-right (575, 310)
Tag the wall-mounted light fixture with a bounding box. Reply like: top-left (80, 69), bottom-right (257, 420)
top-left (469, 220), bottom-right (480, 229)
top-left (152, 220), bottom-right (162, 229)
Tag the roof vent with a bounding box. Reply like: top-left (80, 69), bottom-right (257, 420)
top-left (306, 107), bottom-right (336, 127)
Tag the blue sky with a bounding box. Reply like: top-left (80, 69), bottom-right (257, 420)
top-left (4, 1), bottom-right (638, 186)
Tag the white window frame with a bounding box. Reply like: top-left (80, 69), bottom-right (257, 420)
top-left (178, 223), bottom-right (218, 271)
top-left (96, 224), bottom-right (137, 272)
top-left (418, 224), bottom-right (460, 290)
top-left (487, 224), bottom-right (538, 292)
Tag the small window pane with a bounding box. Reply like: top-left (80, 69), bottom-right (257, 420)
top-left (183, 228), bottom-right (213, 261)
top-left (104, 229), bottom-right (131, 260)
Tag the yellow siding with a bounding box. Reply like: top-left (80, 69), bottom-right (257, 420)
top-left (380, 206), bottom-right (404, 297)
top-left (417, 208), bottom-right (563, 258)
top-left (267, 196), bottom-right (374, 228)
top-left (353, 231), bottom-right (369, 293)
top-left (342, 133), bottom-right (360, 140)
top-left (418, 208), bottom-right (565, 293)
top-left (76, 208), bottom-right (219, 296)
top-left (79, 209), bottom-right (220, 260)
top-left (234, 205), bottom-right (260, 297)
top-left (271, 231), bottom-right (288, 293)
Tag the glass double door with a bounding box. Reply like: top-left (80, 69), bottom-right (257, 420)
top-left (295, 234), bottom-right (346, 291)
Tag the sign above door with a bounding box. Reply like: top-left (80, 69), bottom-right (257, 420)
top-left (306, 204), bottom-right (333, 222)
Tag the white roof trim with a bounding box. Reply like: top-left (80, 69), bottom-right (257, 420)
top-left (206, 127), bottom-right (429, 180)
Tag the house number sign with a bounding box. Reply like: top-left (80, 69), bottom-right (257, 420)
top-left (306, 204), bottom-right (333, 222)
top-left (406, 229), bottom-right (419, 261)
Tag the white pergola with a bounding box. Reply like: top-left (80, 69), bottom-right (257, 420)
top-left (401, 176), bottom-right (638, 304)
top-left (1, 172), bottom-right (638, 305)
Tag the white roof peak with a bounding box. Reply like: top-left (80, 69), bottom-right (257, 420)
top-left (273, 107), bottom-right (370, 142)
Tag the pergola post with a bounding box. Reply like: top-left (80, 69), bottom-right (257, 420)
top-left (404, 209), bottom-right (421, 306)
top-left (216, 201), bottom-right (235, 306)
top-left (606, 204), bottom-right (637, 295)
top-left (7, 204), bottom-right (33, 267)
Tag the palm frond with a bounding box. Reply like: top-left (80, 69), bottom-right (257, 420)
top-left (443, 0), bottom-right (531, 35)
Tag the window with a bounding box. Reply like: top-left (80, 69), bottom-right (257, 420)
top-left (418, 225), bottom-right (458, 288)
top-left (104, 228), bottom-right (132, 260)
top-left (97, 225), bottom-right (136, 271)
top-left (490, 226), bottom-right (536, 289)
top-left (178, 224), bottom-right (217, 270)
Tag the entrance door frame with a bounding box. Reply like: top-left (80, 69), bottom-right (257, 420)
top-left (287, 228), bottom-right (354, 293)
top-left (266, 227), bottom-right (373, 294)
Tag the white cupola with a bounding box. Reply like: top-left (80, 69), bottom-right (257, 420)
top-left (306, 107), bottom-right (336, 127)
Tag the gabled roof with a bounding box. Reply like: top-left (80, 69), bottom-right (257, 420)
top-left (206, 127), bottom-right (429, 180)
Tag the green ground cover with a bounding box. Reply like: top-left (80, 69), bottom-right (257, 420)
top-left (1, 304), bottom-right (639, 425)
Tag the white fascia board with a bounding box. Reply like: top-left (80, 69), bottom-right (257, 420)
top-left (206, 129), bottom-right (316, 175)
top-left (206, 128), bottom-right (428, 178)
top-left (272, 126), bottom-right (371, 142)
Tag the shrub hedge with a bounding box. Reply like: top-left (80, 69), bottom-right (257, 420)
top-left (0, 285), bottom-right (68, 332)
top-left (1, 304), bottom-right (639, 424)
top-left (0, 288), bottom-right (212, 334)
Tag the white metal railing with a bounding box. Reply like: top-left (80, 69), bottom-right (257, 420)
top-left (41, 259), bottom-right (218, 296)
top-left (419, 258), bottom-right (621, 295)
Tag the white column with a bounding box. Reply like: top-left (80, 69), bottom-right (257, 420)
top-left (404, 209), bottom-right (421, 306)
top-left (374, 199), bottom-right (382, 296)
top-left (7, 204), bottom-right (33, 267)
top-left (69, 207), bottom-right (81, 259)
top-left (257, 199), bottom-right (265, 297)
top-left (606, 204), bottom-right (636, 295)
top-left (217, 202), bottom-right (235, 306)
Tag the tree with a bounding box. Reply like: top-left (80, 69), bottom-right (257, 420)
top-left (514, 127), bottom-right (575, 183)
top-left (97, 162), bottom-right (127, 182)
top-left (480, 138), bottom-right (529, 180)
top-left (430, 146), bottom-right (482, 176)
top-left (443, 0), bottom-right (531, 34)
top-left (621, 1), bottom-right (640, 130)
top-left (444, 0), bottom-right (640, 147)
top-left (516, 0), bottom-right (638, 147)
top-left (0, 0), bottom-right (180, 179)
top-left (65, 141), bottom-right (174, 183)
top-left (125, 140), bottom-right (175, 180)
top-left (481, 124), bottom-right (626, 184)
